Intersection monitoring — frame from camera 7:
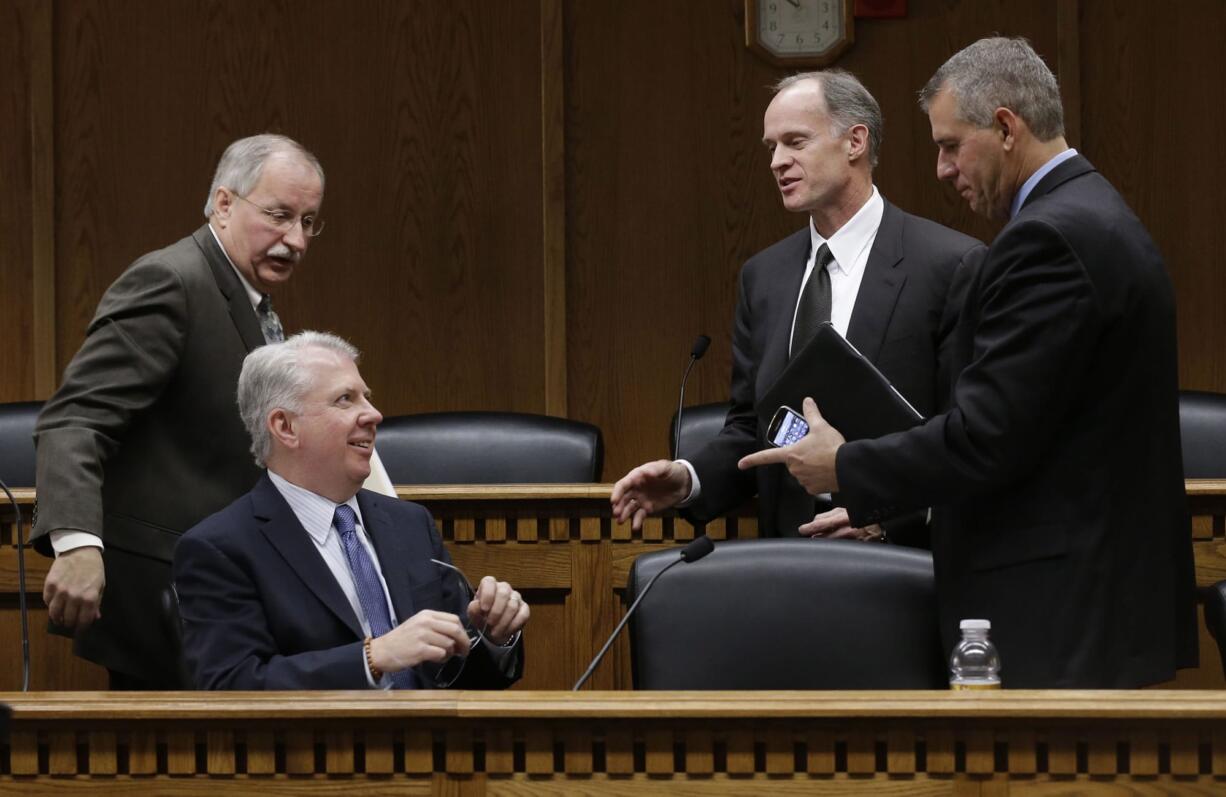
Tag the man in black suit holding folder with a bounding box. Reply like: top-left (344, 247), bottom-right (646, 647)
top-left (740, 38), bottom-right (1197, 687)
top-left (612, 70), bottom-right (984, 541)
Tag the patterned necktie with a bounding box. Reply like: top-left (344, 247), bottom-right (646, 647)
top-left (790, 243), bottom-right (835, 358)
top-left (334, 505), bottom-right (416, 688)
top-left (257, 295), bottom-right (284, 343)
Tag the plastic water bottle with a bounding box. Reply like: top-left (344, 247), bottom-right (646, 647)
top-left (949, 619), bottom-right (1001, 690)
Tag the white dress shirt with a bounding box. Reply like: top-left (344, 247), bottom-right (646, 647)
top-left (679, 187), bottom-right (885, 503)
top-left (268, 470), bottom-right (397, 687)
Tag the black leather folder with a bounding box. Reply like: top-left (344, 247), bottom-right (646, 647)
top-left (756, 322), bottom-right (923, 443)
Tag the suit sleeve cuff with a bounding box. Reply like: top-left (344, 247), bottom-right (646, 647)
top-left (50, 530), bottom-right (104, 556)
top-left (675, 460), bottom-right (701, 506)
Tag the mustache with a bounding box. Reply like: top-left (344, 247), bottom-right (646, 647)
top-left (266, 243), bottom-right (301, 262)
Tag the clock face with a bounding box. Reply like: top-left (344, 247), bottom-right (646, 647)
top-left (746, 0), bottom-right (853, 66)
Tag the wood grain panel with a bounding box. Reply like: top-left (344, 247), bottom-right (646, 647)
top-left (53, 0), bottom-right (546, 418)
top-left (565, 0), bottom-right (794, 479)
top-left (567, 0), bottom-right (1060, 479)
top-left (0, 0), bottom-right (37, 402)
top-left (1080, 0), bottom-right (1226, 394)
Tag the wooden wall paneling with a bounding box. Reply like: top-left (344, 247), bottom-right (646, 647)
top-left (0, 0), bottom-right (37, 402)
top-left (29, 0), bottom-right (54, 399)
top-left (1079, 0), bottom-right (1226, 394)
top-left (566, 0), bottom-right (1067, 478)
top-left (565, 0), bottom-right (799, 480)
top-left (1056, 0), bottom-right (1081, 149)
top-left (280, 1), bottom-right (548, 419)
top-left (53, 0), bottom-right (548, 418)
top-left (542, 0), bottom-right (568, 417)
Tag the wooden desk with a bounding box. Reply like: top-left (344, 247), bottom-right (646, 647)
top-left (2, 690), bottom-right (1225, 793)
top-left (3, 482), bottom-right (1225, 691)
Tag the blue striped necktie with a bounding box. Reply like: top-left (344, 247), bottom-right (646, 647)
top-left (334, 504), bottom-right (416, 689)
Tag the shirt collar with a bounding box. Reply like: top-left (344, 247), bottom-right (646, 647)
top-left (267, 470), bottom-right (364, 546)
top-left (808, 185), bottom-right (884, 275)
top-left (208, 222), bottom-right (264, 311)
top-left (1010, 148), bottom-right (1078, 218)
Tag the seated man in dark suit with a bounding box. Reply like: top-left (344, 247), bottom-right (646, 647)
top-left (173, 331), bottom-right (528, 689)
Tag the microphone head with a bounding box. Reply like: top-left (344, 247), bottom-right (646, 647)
top-left (679, 534), bottom-right (715, 562)
top-left (690, 334), bottom-right (711, 360)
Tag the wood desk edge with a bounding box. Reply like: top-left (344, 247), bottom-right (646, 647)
top-left (4, 479), bottom-right (1224, 505)
top-left (3, 689), bottom-right (1225, 720)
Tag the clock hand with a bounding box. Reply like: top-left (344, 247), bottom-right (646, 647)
top-left (784, 0), bottom-right (801, 8)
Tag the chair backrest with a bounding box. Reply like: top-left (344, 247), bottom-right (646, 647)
top-left (1180, 390), bottom-right (1226, 478)
top-left (1204, 582), bottom-right (1226, 679)
top-left (161, 584), bottom-right (194, 688)
top-left (628, 538), bottom-right (946, 689)
top-left (669, 402), bottom-right (729, 460)
top-left (0, 402), bottom-right (42, 488)
top-left (375, 412), bottom-right (603, 484)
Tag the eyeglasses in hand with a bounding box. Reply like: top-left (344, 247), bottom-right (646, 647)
top-left (415, 558), bottom-right (485, 688)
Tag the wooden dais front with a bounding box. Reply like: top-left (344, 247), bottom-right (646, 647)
top-left (3, 481), bottom-right (1225, 691)
top-left (2, 691), bottom-right (1225, 794)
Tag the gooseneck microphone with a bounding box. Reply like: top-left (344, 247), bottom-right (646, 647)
top-left (572, 534), bottom-right (715, 690)
top-left (1, 477), bottom-right (30, 691)
top-left (673, 334), bottom-right (711, 460)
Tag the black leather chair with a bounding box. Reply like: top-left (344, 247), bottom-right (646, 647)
top-left (1205, 581), bottom-right (1226, 676)
top-left (375, 412), bottom-right (603, 484)
top-left (1180, 390), bottom-right (1226, 478)
top-left (0, 401), bottom-right (42, 488)
top-left (1179, 390), bottom-right (1226, 676)
top-left (628, 538), bottom-right (946, 689)
top-left (669, 401), bottom-right (728, 459)
top-left (160, 584), bottom-right (194, 688)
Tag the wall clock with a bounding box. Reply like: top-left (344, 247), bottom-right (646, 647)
top-left (744, 0), bottom-right (854, 67)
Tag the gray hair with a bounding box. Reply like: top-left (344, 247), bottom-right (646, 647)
top-left (203, 134), bottom-right (325, 217)
top-left (919, 37), bottom-right (1065, 141)
top-left (775, 69), bottom-right (884, 169)
top-left (237, 331), bottom-right (360, 467)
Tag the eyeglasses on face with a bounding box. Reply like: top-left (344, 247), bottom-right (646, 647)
top-left (232, 191), bottom-right (325, 238)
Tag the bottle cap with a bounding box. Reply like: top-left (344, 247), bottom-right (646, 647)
top-left (959, 619), bottom-right (991, 631)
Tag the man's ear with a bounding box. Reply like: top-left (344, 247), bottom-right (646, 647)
top-left (212, 187), bottom-right (234, 224)
top-left (268, 408), bottom-right (298, 449)
top-left (994, 107), bottom-right (1021, 151)
top-left (845, 123), bottom-right (870, 163)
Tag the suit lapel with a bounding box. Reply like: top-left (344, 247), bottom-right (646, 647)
top-left (845, 200), bottom-right (906, 363)
top-left (357, 491), bottom-right (419, 624)
top-left (252, 475), bottom-right (364, 639)
top-left (193, 225), bottom-right (267, 352)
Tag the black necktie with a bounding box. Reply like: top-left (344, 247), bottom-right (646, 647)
top-left (790, 243), bottom-right (834, 358)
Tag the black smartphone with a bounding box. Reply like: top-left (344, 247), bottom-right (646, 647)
top-left (765, 405), bottom-right (809, 447)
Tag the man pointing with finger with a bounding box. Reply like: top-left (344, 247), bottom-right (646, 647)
top-left (612, 69), bottom-right (982, 543)
top-left (740, 38), bottom-right (1196, 688)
